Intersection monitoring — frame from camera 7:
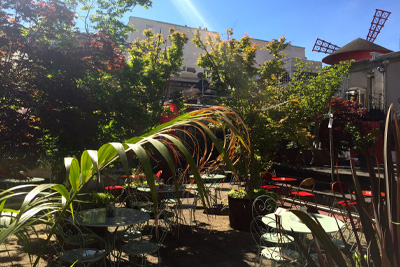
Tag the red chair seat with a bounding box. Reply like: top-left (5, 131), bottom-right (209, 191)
top-left (338, 200), bottom-right (357, 206)
top-left (261, 185), bottom-right (281, 190)
top-left (105, 185), bottom-right (124, 190)
top-left (291, 191), bottom-right (314, 197)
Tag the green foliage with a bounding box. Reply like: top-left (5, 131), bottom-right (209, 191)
top-left (193, 29), bottom-right (311, 188)
top-left (0, 1), bottom-right (130, 178)
top-left (88, 192), bottom-right (116, 208)
top-left (287, 60), bottom-right (352, 145)
top-left (0, 2), bottom-right (188, 179)
top-left (0, 106), bottom-right (250, 266)
top-left (227, 189), bottom-right (278, 200)
top-left (115, 28), bottom-right (189, 135)
top-left (345, 124), bottom-right (379, 154)
top-left (66, 0), bottom-right (152, 45)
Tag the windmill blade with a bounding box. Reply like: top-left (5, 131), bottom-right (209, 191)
top-left (366, 9), bottom-right (391, 43)
top-left (312, 38), bottom-right (340, 54)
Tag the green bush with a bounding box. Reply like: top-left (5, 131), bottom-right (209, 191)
top-left (228, 189), bottom-right (277, 200)
top-left (88, 192), bottom-right (116, 208)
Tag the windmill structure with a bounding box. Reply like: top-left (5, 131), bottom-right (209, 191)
top-left (312, 9), bottom-right (392, 65)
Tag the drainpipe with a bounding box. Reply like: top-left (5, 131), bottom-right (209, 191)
top-left (377, 62), bottom-right (387, 112)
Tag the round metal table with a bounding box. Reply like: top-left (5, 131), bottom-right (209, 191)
top-left (262, 211), bottom-right (345, 234)
top-left (73, 208), bottom-right (150, 227)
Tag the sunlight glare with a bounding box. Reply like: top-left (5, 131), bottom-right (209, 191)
top-left (171, 0), bottom-right (211, 30)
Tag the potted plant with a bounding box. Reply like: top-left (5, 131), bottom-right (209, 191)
top-left (88, 192), bottom-right (116, 209)
top-left (227, 189), bottom-right (278, 231)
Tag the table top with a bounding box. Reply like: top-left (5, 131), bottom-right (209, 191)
top-left (272, 177), bottom-right (297, 182)
top-left (136, 185), bottom-right (186, 193)
top-left (0, 177), bottom-right (45, 184)
top-left (121, 175), bottom-right (134, 178)
top-left (262, 211), bottom-right (344, 234)
top-left (72, 208), bottom-right (150, 227)
top-left (190, 174), bottom-right (225, 180)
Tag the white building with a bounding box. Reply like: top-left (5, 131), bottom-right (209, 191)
top-left (127, 17), bottom-right (321, 98)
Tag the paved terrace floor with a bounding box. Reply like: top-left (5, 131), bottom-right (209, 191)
top-left (0, 167), bottom-right (367, 267)
top-left (0, 183), bottom-right (261, 267)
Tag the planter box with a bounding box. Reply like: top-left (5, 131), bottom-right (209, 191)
top-left (228, 196), bottom-right (253, 232)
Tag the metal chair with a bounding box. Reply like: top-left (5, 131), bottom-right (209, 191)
top-left (123, 192), bottom-right (154, 215)
top-left (164, 176), bottom-right (198, 227)
top-left (260, 171), bottom-right (281, 192)
top-left (290, 178), bottom-right (316, 208)
top-left (120, 207), bottom-right (174, 266)
top-left (327, 182), bottom-right (362, 252)
top-left (330, 181), bottom-right (358, 222)
top-left (172, 192), bottom-right (198, 228)
top-left (55, 218), bottom-right (106, 266)
top-left (252, 195), bottom-right (278, 218)
top-left (250, 216), bottom-right (297, 267)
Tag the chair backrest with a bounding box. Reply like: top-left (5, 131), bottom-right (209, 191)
top-left (53, 217), bottom-right (105, 248)
top-left (332, 181), bottom-right (349, 194)
top-left (0, 211), bottom-right (17, 228)
top-left (176, 168), bottom-right (185, 181)
top-left (330, 181), bottom-right (358, 223)
top-left (252, 195), bottom-right (278, 218)
top-left (123, 192), bottom-right (154, 213)
top-left (262, 172), bottom-right (273, 180)
top-left (299, 178), bottom-right (316, 190)
top-left (54, 217), bottom-right (105, 265)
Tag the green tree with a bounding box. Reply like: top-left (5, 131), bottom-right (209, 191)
top-left (1, 0), bottom-right (190, 180)
top-left (66, 0), bottom-right (152, 45)
top-left (193, 29), bottom-right (308, 188)
top-left (193, 29), bottom-right (352, 180)
top-left (112, 28), bottom-right (188, 137)
top-left (287, 59), bottom-right (352, 147)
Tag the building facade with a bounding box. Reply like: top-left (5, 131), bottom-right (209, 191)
top-left (338, 51), bottom-right (400, 116)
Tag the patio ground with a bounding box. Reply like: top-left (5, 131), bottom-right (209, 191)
top-left (0, 167), bottom-right (364, 267)
top-left (0, 183), bottom-right (266, 267)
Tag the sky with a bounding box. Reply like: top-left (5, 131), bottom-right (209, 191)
top-left (125, 0), bottom-right (400, 62)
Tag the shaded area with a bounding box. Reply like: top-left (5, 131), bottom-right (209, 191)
top-left (159, 224), bottom-right (256, 267)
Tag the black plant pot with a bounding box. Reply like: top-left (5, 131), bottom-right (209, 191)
top-left (228, 196), bottom-right (253, 232)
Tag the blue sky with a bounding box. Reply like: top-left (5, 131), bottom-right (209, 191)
top-left (127, 0), bottom-right (400, 62)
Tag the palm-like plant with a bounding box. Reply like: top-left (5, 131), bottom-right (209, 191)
top-left (293, 103), bottom-right (400, 266)
top-left (0, 106), bottom-right (250, 266)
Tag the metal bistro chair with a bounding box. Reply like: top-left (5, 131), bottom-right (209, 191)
top-left (250, 216), bottom-right (297, 267)
top-left (120, 207), bottom-right (174, 266)
top-left (329, 181), bottom-right (362, 251)
top-left (117, 192), bottom-right (154, 240)
top-left (260, 172), bottom-right (281, 193)
top-left (162, 176), bottom-right (197, 228)
top-left (290, 178), bottom-right (316, 209)
top-left (252, 195), bottom-right (278, 218)
top-left (123, 192), bottom-right (154, 215)
top-left (55, 218), bottom-right (106, 267)
top-left (330, 181), bottom-right (358, 222)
